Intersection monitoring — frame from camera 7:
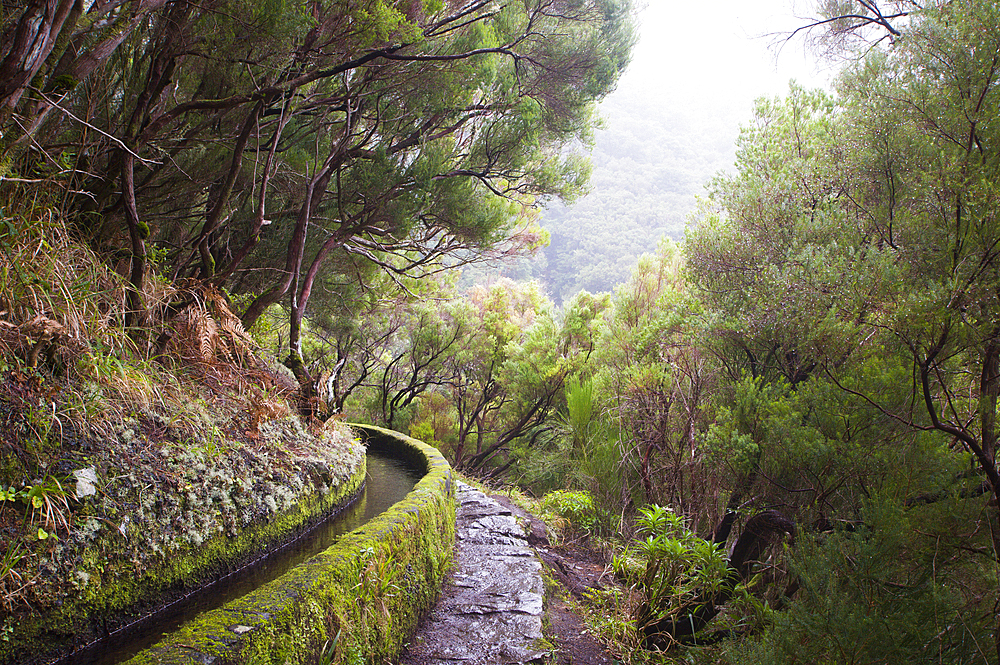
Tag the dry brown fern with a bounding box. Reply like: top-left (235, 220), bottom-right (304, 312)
top-left (240, 396), bottom-right (293, 438)
top-left (163, 286), bottom-right (257, 365)
top-left (2, 314), bottom-right (84, 372)
top-left (205, 288), bottom-right (255, 363)
top-left (172, 303), bottom-right (215, 362)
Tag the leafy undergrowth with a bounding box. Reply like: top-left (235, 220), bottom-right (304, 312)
top-left (483, 483), bottom-right (755, 665)
top-left (0, 202), bottom-right (364, 659)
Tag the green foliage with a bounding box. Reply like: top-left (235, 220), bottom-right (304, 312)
top-left (408, 420), bottom-right (437, 447)
top-left (0, 539), bottom-right (28, 613)
top-left (669, 1), bottom-right (1000, 660)
top-left (22, 477), bottom-right (72, 533)
top-left (1, 0), bottom-right (638, 423)
top-left (540, 489), bottom-right (598, 534)
top-left (8, 0), bottom-right (1000, 662)
top-left (576, 430), bottom-right (625, 519)
top-left (562, 376), bottom-right (595, 449)
top-left (728, 501), bottom-right (992, 665)
top-left (513, 368), bottom-right (625, 526)
top-left (1, 476), bottom-right (73, 534)
top-left (616, 505), bottom-right (731, 646)
top-left (587, 240), bottom-right (711, 514)
top-left (509, 429), bottom-right (574, 494)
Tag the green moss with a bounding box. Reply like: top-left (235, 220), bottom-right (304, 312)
top-left (0, 427), bottom-right (367, 664)
top-left (46, 74), bottom-right (79, 93)
top-left (122, 426), bottom-right (456, 665)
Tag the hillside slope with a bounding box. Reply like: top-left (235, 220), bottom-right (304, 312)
top-left (0, 208), bottom-right (364, 664)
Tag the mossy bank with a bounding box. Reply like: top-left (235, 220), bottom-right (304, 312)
top-left (123, 425), bottom-right (455, 665)
top-left (0, 413), bottom-right (366, 665)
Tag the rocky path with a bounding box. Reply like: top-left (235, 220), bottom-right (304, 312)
top-left (401, 482), bottom-right (617, 665)
top-left (401, 481), bottom-right (547, 664)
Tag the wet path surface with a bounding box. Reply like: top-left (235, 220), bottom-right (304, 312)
top-left (401, 481), bottom-right (546, 665)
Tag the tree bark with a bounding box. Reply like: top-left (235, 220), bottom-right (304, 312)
top-left (121, 152), bottom-right (147, 328)
top-left (195, 100), bottom-right (264, 277)
top-left (214, 98), bottom-right (291, 284)
top-left (978, 339), bottom-right (1000, 663)
top-left (0, 0), bottom-right (78, 119)
top-left (240, 139), bottom-right (342, 329)
top-left (283, 228), bottom-right (351, 415)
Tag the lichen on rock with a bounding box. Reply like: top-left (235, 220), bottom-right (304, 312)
top-left (0, 411), bottom-right (366, 665)
top-left (121, 425), bottom-right (456, 665)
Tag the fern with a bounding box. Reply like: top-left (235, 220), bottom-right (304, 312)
top-left (167, 286), bottom-right (256, 364)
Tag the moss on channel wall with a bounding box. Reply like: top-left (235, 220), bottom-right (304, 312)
top-left (123, 425), bottom-right (456, 665)
top-left (0, 419), bottom-right (366, 665)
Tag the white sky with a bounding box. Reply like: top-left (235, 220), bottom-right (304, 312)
top-left (619, 0), bottom-right (833, 107)
top-left (574, 0), bottom-right (837, 229)
top-left (530, 0), bottom-right (840, 296)
top-left (589, 0), bottom-right (838, 169)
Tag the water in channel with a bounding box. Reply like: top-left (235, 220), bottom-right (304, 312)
top-left (59, 450), bottom-right (422, 665)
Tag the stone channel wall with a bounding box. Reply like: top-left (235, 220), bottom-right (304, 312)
top-left (3, 419), bottom-right (367, 665)
top-left (125, 425), bottom-right (456, 665)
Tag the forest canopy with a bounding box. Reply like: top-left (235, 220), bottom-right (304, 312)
top-left (0, 0), bottom-right (635, 400)
top-left (4, 0), bottom-right (1000, 663)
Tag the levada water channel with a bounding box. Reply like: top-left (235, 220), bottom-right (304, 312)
top-left (56, 448), bottom-right (423, 665)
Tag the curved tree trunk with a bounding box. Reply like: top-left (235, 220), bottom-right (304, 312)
top-left (0, 0), bottom-right (78, 121)
top-left (121, 152), bottom-right (147, 328)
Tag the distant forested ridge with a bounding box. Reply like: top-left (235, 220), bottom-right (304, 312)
top-left (536, 85), bottom-right (738, 303)
top-left (476, 77), bottom-right (748, 304)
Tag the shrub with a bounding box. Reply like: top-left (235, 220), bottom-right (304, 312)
top-left (540, 489), bottom-right (598, 535)
top-left (615, 504), bottom-right (730, 648)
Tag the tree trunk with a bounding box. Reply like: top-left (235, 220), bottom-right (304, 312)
top-left (195, 101), bottom-right (264, 277)
top-left (240, 155), bottom-right (336, 329)
top-left (121, 152), bottom-right (147, 328)
top-left (919, 330), bottom-right (1000, 663)
top-left (214, 98), bottom-right (291, 284)
top-left (0, 0), bottom-right (78, 120)
top-left (979, 339), bottom-right (1000, 663)
top-left (282, 228), bottom-right (351, 416)
top-left (283, 344), bottom-right (318, 418)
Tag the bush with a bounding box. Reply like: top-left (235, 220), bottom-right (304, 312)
top-left (540, 489), bottom-right (599, 535)
top-left (723, 501), bottom-right (993, 665)
top-left (615, 504), bottom-right (731, 648)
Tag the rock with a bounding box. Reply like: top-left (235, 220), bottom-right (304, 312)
top-left (73, 467), bottom-right (99, 499)
top-left (402, 482), bottom-right (546, 665)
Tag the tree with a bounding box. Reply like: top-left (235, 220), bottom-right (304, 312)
top-left (1, 0), bottom-right (635, 408)
top-left (795, 0), bottom-right (916, 53)
top-left (282, 252), bottom-right (423, 418)
top-left (681, 1), bottom-right (1000, 655)
top-left (374, 299), bottom-right (469, 431)
top-left (830, 5), bottom-right (1000, 654)
top-left (448, 279), bottom-right (554, 471)
top-left (592, 241), bottom-right (714, 518)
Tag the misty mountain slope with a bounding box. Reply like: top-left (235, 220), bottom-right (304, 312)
top-left (535, 86), bottom-right (745, 304)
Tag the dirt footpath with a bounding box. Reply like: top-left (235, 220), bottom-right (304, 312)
top-left (495, 495), bottom-right (618, 665)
